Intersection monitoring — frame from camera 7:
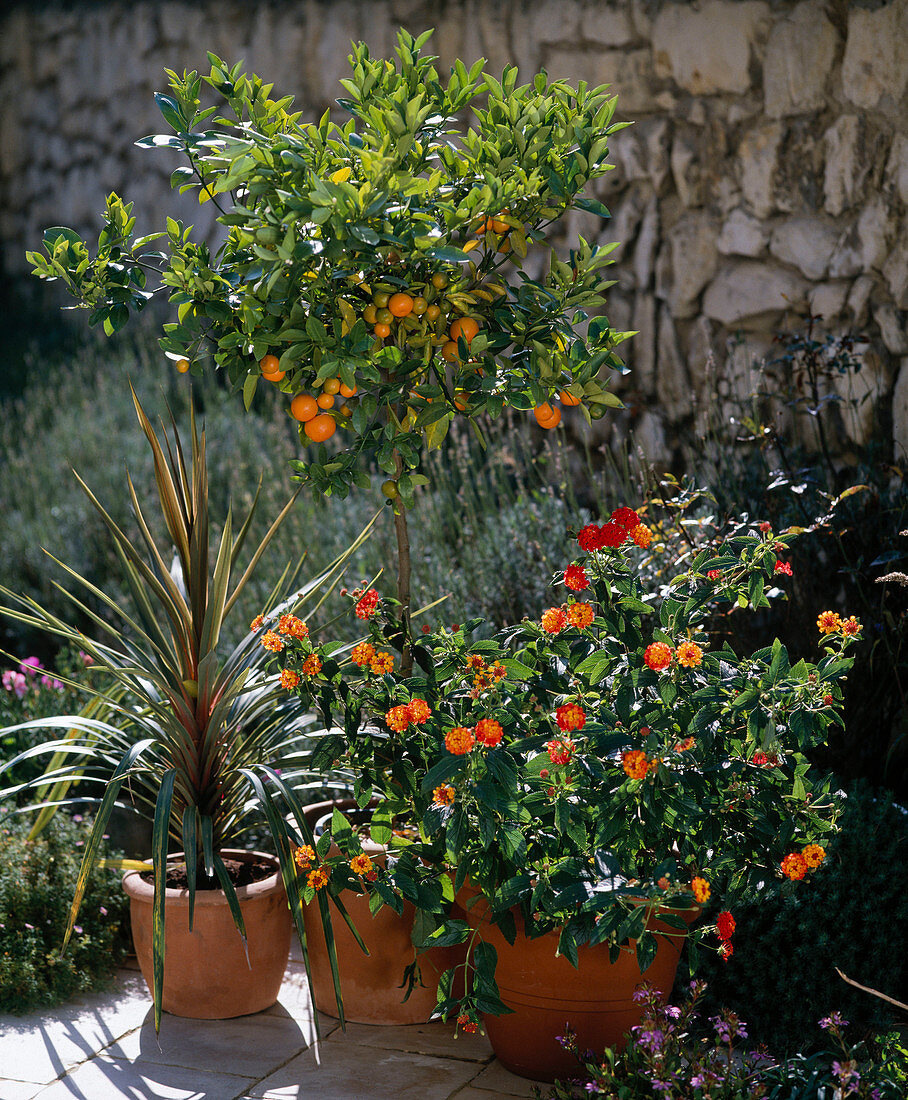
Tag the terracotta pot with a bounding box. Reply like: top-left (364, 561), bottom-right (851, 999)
top-left (462, 889), bottom-right (696, 1082)
top-left (123, 848), bottom-right (292, 1019)
top-left (301, 798), bottom-right (465, 1025)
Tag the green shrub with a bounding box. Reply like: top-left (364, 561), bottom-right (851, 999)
top-left (694, 781), bottom-right (908, 1054)
top-left (0, 810), bottom-right (131, 1013)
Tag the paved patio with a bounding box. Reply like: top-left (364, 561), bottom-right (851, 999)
top-left (0, 947), bottom-right (550, 1100)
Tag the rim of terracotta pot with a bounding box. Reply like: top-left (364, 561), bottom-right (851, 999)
top-left (122, 848), bottom-right (282, 907)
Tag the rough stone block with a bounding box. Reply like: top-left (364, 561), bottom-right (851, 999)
top-left (833, 344), bottom-right (890, 447)
top-left (764, 0), bottom-right (838, 118)
top-left (703, 259), bottom-right (809, 325)
top-left (738, 122), bottom-right (783, 219)
top-left (809, 281), bottom-right (851, 322)
top-left (893, 359), bottom-right (908, 462)
top-left (581, 3), bottom-right (635, 46)
top-left (652, 0), bottom-right (770, 95)
top-left (883, 230), bottom-right (908, 309)
top-left (658, 306), bottom-right (693, 419)
top-left (667, 210), bottom-right (720, 318)
top-left (633, 196), bottom-right (659, 288)
top-left (769, 216), bottom-right (840, 281)
top-left (847, 274), bottom-right (876, 328)
top-left (830, 197), bottom-right (898, 279)
top-left (717, 208), bottom-right (769, 257)
top-left (632, 291), bottom-right (656, 393)
top-left (611, 119), bottom-right (670, 191)
top-left (546, 47), bottom-right (654, 115)
top-left (842, 0), bottom-right (908, 110)
top-left (824, 115), bottom-right (867, 217)
top-left (875, 304), bottom-right (908, 356)
top-left (531, 0), bottom-right (581, 43)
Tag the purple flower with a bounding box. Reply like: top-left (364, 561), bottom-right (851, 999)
top-left (99, 906), bottom-right (108, 917)
top-left (661, 1005), bottom-right (682, 1019)
top-left (819, 1011), bottom-right (848, 1030)
top-left (72, 814), bottom-right (83, 823)
top-left (634, 1027), bottom-right (665, 1055)
top-left (24, 922), bottom-right (34, 930)
top-left (40, 674), bottom-right (64, 691)
top-left (73, 925), bottom-right (83, 934)
top-left (19, 657), bottom-right (44, 677)
top-left (650, 1081), bottom-right (673, 1095)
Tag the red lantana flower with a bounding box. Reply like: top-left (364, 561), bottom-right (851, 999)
top-left (555, 703), bottom-right (586, 733)
top-left (774, 560), bottom-right (792, 576)
top-left (475, 718), bottom-right (504, 747)
top-left (566, 602), bottom-right (594, 629)
top-left (541, 606), bottom-right (568, 634)
top-left (611, 506), bottom-right (640, 531)
top-left (546, 738), bottom-right (574, 765)
top-left (716, 911), bottom-right (736, 942)
top-left (355, 589), bottom-right (380, 619)
top-left (445, 726), bottom-right (475, 755)
top-left (577, 524), bottom-right (603, 552)
top-left (644, 642), bottom-right (673, 671)
top-left (563, 564), bottom-right (590, 591)
top-left (408, 698), bottom-right (432, 724)
top-left (598, 521), bottom-right (627, 548)
top-left (781, 852), bottom-right (808, 881)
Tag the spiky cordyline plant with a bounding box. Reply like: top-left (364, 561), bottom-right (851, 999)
top-left (0, 388), bottom-right (377, 1030)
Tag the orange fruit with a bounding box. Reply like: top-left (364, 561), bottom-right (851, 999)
top-left (491, 216), bottom-right (510, 234)
top-left (425, 303), bottom-right (441, 322)
top-left (431, 273), bottom-right (448, 290)
top-left (441, 341), bottom-right (460, 362)
top-left (176, 358), bottom-right (190, 374)
top-left (374, 322), bottom-right (391, 339)
top-left (453, 391), bottom-right (470, 411)
top-left (388, 292), bottom-right (414, 318)
top-left (339, 381), bottom-right (357, 398)
top-left (339, 403), bottom-right (352, 417)
top-left (376, 307), bottom-right (393, 325)
top-left (264, 367), bottom-right (286, 382)
top-left (533, 403), bottom-right (562, 428)
top-left (449, 317), bottom-right (479, 345)
top-left (373, 291), bottom-right (390, 308)
top-left (323, 377), bottom-right (341, 395)
top-left (559, 390), bottom-right (582, 406)
top-left (304, 413), bottom-right (336, 442)
top-left (411, 296), bottom-right (428, 316)
top-left (497, 238), bottom-right (512, 254)
top-left (317, 392), bottom-right (335, 409)
top-left (260, 353), bottom-right (280, 375)
top-left (363, 304), bottom-right (378, 324)
top-left (290, 393), bottom-right (318, 422)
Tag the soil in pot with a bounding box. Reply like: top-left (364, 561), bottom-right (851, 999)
top-left (123, 848), bottom-right (292, 1020)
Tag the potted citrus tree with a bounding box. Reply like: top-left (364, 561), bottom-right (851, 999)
top-left (266, 508), bottom-right (859, 1080)
top-left (26, 29), bottom-right (631, 670)
top-left (24, 30), bottom-right (633, 1025)
top-left (0, 392), bottom-right (376, 1031)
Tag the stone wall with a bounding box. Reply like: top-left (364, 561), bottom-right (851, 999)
top-left (2, 0), bottom-right (907, 462)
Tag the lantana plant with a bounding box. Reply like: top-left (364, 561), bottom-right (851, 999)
top-left (257, 505), bottom-right (861, 1027)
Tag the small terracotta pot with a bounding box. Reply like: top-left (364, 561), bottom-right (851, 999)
top-left (123, 848), bottom-right (292, 1019)
top-left (301, 799), bottom-right (466, 1025)
top-left (461, 888), bottom-right (697, 1082)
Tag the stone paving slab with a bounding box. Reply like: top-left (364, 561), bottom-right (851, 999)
top-left (105, 1010), bottom-right (316, 1077)
top-left (324, 1019), bottom-right (493, 1063)
top-left (0, 966), bottom-right (550, 1100)
top-left (247, 1041), bottom-right (482, 1100)
top-left (467, 1061), bottom-right (550, 1096)
top-left (27, 1054), bottom-right (256, 1100)
top-left (0, 970), bottom-right (150, 1086)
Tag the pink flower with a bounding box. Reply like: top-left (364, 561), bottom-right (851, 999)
top-left (19, 657), bottom-right (43, 677)
top-left (2, 670), bottom-right (27, 698)
top-left (79, 651), bottom-right (94, 666)
top-left (99, 906), bottom-right (108, 917)
top-left (41, 675), bottom-right (64, 691)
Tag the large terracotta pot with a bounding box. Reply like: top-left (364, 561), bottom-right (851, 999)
top-left (301, 798), bottom-right (465, 1025)
top-left (462, 889), bottom-right (697, 1082)
top-left (123, 848), bottom-right (292, 1019)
